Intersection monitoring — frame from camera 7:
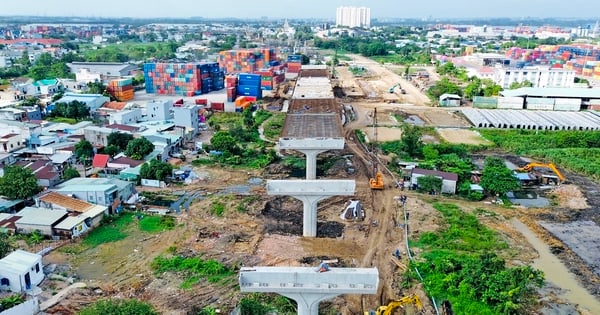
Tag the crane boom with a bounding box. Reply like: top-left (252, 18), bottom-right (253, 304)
top-left (516, 162), bottom-right (565, 182)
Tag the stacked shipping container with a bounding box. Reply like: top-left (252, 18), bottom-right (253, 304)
top-left (218, 49), bottom-right (279, 74)
top-left (237, 73), bottom-right (262, 100)
top-left (107, 78), bottom-right (134, 101)
top-left (143, 62), bottom-right (224, 96)
top-left (287, 55), bottom-right (302, 73)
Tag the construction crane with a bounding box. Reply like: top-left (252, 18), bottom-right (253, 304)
top-left (364, 294), bottom-right (423, 315)
top-left (369, 108), bottom-right (384, 190)
top-left (516, 162), bottom-right (566, 183)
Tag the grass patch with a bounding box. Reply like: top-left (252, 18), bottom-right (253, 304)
top-left (263, 113), bottom-right (286, 140)
top-left (191, 158), bottom-right (213, 166)
top-left (151, 254), bottom-right (234, 288)
top-left (138, 215), bottom-right (176, 233)
top-left (210, 201), bottom-right (225, 217)
top-left (254, 109), bottom-right (272, 126)
top-left (48, 117), bottom-right (78, 124)
top-left (82, 213), bottom-right (134, 248)
top-left (478, 129), bottom-right (600, 180)
top-left (412, 203), bottom-right (543, 315)
top-left (207, 112), bottom-right (242, 129)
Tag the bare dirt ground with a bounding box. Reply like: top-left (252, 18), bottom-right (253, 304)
top-left (436, 128), bottom-right (491, 145)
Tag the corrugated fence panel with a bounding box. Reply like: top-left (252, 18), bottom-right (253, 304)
top-left (473, 96), bottom-right (498, 109)
top-left (497, 97), bottom-right (524, 109)
top-left (554, 98), bottom-right (582, 111)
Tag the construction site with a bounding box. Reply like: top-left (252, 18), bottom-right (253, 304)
top-left (37, 55), bottom-right (600, 315)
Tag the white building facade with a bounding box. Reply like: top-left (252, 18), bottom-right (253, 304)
top-left (336, 6), bottom-right (371, 28)
top-left (495, 66), bottom-right (575, 89)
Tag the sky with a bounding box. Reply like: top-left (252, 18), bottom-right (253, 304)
top-left (1, 0), bottom-right (598, 20)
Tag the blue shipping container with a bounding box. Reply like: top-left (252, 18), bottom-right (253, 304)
top-left (238, 73), bottom-right (261, 82)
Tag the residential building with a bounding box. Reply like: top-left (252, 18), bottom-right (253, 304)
top-left (84, 126), bottom-right (114, 147)
top-left (109, 108), bottom-right (142, 125)
top-left (145, 100), bottom-right (171, 121)
top-left (14, 207), bottom-right (68, 236)
top-left (336, 6), bottom-right (371, 28)
top-left (495, 66), bottom-right (576, 89)
top-left (0, 55), bottom-right (12, 68)
top-left (0, 133), bottom-right (25, 153)
top-left (54, 177), bottom-right (135, 213)
top-left (50, 93), bottom-right (110, 115)
top-left (107, 156), bottom-right (144, 171)
top-left (33, 79), bottom-right (63, 96)
top-left (173, 104), bottom-right (199, 138)
top-left (37, 191), bottom-right (108, 238)
top-left (410, 168), bottom-right (458, 194)
top-left (24, 159), bottom-right (61, 188)
top-left (0, 250), bottom-right (44, 293)
top-left (0, 108), bottom-right (27, 121)
top-left (67, 62), bottom-right (139, 81)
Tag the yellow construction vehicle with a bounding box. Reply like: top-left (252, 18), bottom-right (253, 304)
top-left (516, 162), bottom-right (566, 183)
top-left (369, 108), bottom-right (384, 190)
top-left (365, 294), bottom-right (423, 315)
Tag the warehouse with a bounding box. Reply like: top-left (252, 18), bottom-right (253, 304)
top-left (500, 87), bottom-right (600, 111)
top-left (462, 108), bottom-right (600, 130)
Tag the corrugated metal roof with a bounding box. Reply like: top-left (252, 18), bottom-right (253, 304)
top-left (15, 207), bottom-right (68, 226)
top-left (0, 250), bottom-right (40, 275)
top-left (38, 191), bottom-right (94, 213)
top-left (501, 87), bottom-right (600, 99)
top-left (53, 215), bottom-right (85, 230)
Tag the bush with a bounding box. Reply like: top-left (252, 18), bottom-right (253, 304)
top-left (78, 298), bottom-right (158, 315)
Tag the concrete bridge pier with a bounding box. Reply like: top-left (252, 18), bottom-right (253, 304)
top-left (267, 180), bottom-right (355, 237)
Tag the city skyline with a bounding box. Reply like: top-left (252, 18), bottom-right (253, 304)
top-left (1, 0), bottom-right (599, 20)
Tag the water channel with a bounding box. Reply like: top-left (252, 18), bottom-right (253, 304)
top-left (511, 219), bottom-right (600, 314)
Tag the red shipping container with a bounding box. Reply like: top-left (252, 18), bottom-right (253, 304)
top-left (195, 99), bottom-right (208, 105)
top-left (211, 102), bottom-right (225, 111)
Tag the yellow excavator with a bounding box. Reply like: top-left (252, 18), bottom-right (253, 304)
top-left (365, 294), bottom-right (423, 315)
top-left (516, 162), bottom-right (566, 183)
top-left (369, 108), bottom-right (384, 190)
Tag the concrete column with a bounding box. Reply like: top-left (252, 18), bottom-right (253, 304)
top-left (297, 195), bottom-right (327, 237)
top-left (300, 149), bottom-right (326, 180)
top-left (282, 293), bottom-right (337, 315)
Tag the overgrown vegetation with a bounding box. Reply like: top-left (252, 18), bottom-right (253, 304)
top-left (151, 254), bottom-right (234, 289)
top-left (413, 203), bottom-right (543, 315)
top-left (238, 293), bottom-right (296, 315)
top-left (0, 294), bottom-right (25, 311)
top-left (479, 129), bottom-right (600, 180)
top-left (138, 215), bottom-right (176, 233)
top-left (205, 108), bottom-right (280, 169)
top-left (262, 112), bottom-right (286, 140)
top-left (78, 298), bottom-right (158, 315)
top-left (82, 213), bottom-right (134, 248)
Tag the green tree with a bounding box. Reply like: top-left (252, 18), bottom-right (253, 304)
top-left (125, 137), bottom-right (154, 160)
top-left (139, 159), bottom-right (173, 181)
top-left (427, 77), bottom-right (462, 102)
top-left (0, 235), bottom-right (15, 259)
top-left (210, 131), bottom-right (239, 154)
top-left (481, 79), bottom-right (503, 96)
top-left (74, 139), bottom-right (94, 165)
top-left (62, 167), bottom-right (80, 180)
top-left (87, 81), bottom-right (106, 95)
top-left (102, 145), bottom-right (121, 158)
top-left (400, 124), bottom-right (423, 158)
top-left (0, 165), bottom-right (42, 199)
top-left (107, 132), bottom-right (134, 150)
top-left (464, 77), bottom-right (483, 100)
top-left (78, 298), bottom-right (158, 315)
top-left (242, 106), bottom-right (255, 130)
top-left (480, 157), bottom-right (520, 197)
top-left (417, 175), bottom-right (443, 194)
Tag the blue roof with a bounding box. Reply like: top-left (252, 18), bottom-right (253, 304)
top-left (54, 93), bottom-right (106, 104)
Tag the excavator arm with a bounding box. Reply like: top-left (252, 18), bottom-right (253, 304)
top-left (517, 162), bottom-right (565, 182)
top-left (365, 294), bottom-right (423, 315)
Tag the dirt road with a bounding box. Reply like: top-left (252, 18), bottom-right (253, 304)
top-left (349, 54), bottom-right (432, 106)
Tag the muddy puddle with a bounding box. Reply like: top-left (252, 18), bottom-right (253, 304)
top-left (512, 219), bottom-right (600, 314)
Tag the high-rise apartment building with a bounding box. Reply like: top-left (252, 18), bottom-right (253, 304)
top-left (336, 6), bottom-right (371, 28)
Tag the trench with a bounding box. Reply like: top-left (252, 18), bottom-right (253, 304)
top-left (511, 218), bottom-right (600, 314)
